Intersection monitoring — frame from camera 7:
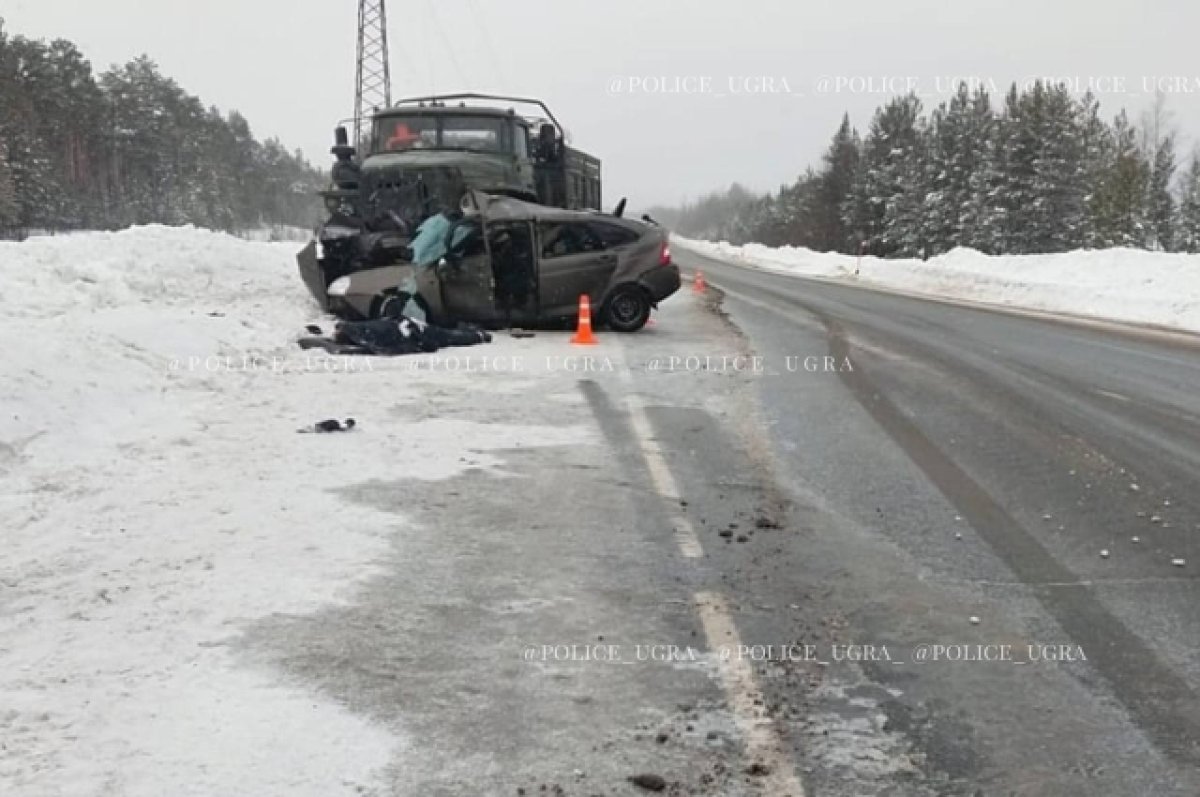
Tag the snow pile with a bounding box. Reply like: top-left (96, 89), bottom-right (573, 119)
top-left (676, 237), bottom-right (1200, 334)
top-left (0, 226), bottom-right (592, 796)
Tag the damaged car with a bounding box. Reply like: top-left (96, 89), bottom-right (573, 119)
top-left (313, 191), bottom-right (680, 333)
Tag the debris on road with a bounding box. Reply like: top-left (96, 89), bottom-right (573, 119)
top-left (1100, 549), bottom-right (1110, 559)
top-left (628, 773), bottom-right (667, 791)
top-left (299, 418), bottom-right (357, 434)
top-left (969, 616), bottom-right (981, 625)
top-left (1172, 558), bottom-right (1186, 567)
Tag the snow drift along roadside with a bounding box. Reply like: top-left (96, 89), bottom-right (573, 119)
top-left (674, 237), bottom-right (1200, 335)
top-left (0, 226), bottom-right (591, 796)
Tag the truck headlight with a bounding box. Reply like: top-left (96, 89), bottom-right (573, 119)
top-left (328, 276), bottom-right (351, 297)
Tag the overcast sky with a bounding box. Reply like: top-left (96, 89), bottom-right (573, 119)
top-left (5, 0), bottom-right (1200, 206)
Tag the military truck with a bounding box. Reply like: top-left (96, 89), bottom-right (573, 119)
top-left (299, 93), bottom-right (603, 311)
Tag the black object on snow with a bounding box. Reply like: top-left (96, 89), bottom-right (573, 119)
top-left (300, 418), bottom-right (357, 434)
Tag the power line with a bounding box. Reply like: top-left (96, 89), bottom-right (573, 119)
top-left (464, 0), bottom-right (511, 88)
top-left (422, 0), bottom-right (471, 89)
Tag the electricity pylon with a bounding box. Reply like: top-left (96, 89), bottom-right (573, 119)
top-left (354, 0), bottom-right (392, 146)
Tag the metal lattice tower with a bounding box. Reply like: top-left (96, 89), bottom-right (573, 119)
top-left (354, 0), bottom-right (392, 145)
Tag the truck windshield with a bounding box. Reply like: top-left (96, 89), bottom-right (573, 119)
top-left (375, 115), bottom-right (508, 154)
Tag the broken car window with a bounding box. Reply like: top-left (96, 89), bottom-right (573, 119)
top-left (539, 222), bottom-right (606, 258)
top-left (587, 222), bottom-right (640, 248)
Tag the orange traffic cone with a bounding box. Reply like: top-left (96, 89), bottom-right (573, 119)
top-left (570, 294), bottom-right (598, 345)
top-left (693, 271), bottom-right (707, 293)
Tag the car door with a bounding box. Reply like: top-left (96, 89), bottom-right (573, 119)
top-left (436, 219), bottom-right (496, 323)
top-left (536, 221), bottom-right (618, 317)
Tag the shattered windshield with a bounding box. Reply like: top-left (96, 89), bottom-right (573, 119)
top-left (374, 114), bottom-right (508, 154)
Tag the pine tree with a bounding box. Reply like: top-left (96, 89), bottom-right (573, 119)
top-left (1175, 155), bottom-right (1200, 253)
top-left (0, 22), bottom-right (324, 233)
top-left (882, 118), bottom-right (934, 258)
top-left (0, 141), bottom-right (17, 229)
top-left (813, 114), bottom-right (859, 252)
top-left (1145, 134), bottom-right (1176, 251)
top-left (1090, 111), bottom-right (1149, 247)
top-left (844, 93), bottom-right (923, 256)
top-left (924, 83), bottom-right (998, 254)
top-left (1077, 93), bottom-right (1114, 249)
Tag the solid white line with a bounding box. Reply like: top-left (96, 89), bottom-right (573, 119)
top-left (696, 590), bottom-right (807, 796)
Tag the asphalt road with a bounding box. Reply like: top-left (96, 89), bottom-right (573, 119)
top-left (666, 246), bottom-right (1200, 795)
top-left (241, 249), bottom-right (1200, 796)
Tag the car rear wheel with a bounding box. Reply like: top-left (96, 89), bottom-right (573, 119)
top-left (604, 285), bottom-right (651, 333)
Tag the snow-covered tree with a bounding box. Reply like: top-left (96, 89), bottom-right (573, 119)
top-left (924, 83), bottom-right (998, 254)
top-left (1175, 154), bottom-right (1200, 253)
top-left (813, 114), bottom-right (859, 252)
top-left (0, 23), bottom-right (324, 233)
top-left (845, 93), bottom-right (923, 256)
top-left (1090, 111), bottom-right (1149, 248)
top-left (1145, 134), bottom-right (1176, 251)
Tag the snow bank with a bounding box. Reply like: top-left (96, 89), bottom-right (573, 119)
top-left (675, 237), bottom-right (1200, 335)
top-left (0, 226), bottom-right (592, 796)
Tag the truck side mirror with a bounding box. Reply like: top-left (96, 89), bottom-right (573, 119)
top-left (538, 124), bottom-right (558, 160)
top-left (332, 125), bottom-right (357, 161)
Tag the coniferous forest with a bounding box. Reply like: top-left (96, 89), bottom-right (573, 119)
top-left (650, 83), bottom-right (1200, 257)
top-left (0, 21), bottom-right (325, 238)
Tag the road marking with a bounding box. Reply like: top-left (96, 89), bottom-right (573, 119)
top-left (615, 368), bottom-right (801, 789)
top-left (624, 393), bottom-right (704, 558)
top-left (615, 365), bottom-right (705, 558)
top-left (1093, 388), bottom-right (1132, 403)
top-left (696, 590), bottom-right (807, 796)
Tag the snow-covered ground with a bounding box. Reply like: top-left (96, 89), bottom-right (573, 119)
top-left (675, 237), bottom-right (1200, 335)
top-left (0, 226), bottom-right (591, 796)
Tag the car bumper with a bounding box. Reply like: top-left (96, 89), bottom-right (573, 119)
top-left (639, 263), bottom-right (682, 303)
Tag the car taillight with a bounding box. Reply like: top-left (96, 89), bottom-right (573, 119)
top-left (658, 241), bottom-right (672, 266)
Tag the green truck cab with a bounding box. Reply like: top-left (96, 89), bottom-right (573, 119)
top-left (300, 94), bottom-right (603, 310)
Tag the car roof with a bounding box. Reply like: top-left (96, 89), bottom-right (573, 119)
top-left (469, 192), bottom-right (647, 232)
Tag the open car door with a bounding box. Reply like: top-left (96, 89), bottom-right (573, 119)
top-left (413, 195), bottom-right (496, 325)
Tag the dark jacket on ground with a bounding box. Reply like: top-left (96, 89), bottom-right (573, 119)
top-left (332, 316), bottom-right (489, 355)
